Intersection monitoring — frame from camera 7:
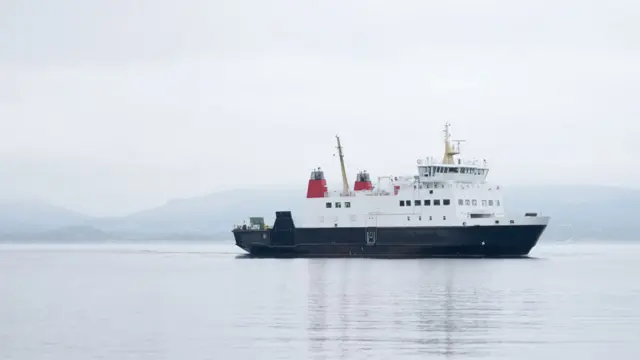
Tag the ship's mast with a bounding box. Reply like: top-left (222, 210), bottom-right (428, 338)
top-left (442, 122), bottom-right (460, 164)
top-left (335, 135), bottom-right (350, 196)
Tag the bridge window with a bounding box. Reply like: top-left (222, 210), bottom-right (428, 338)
top-left (424, 200), bottom-right (431, 206)
top-left (399, 200), bottom-right (405, 206)
top-left (472, 200), bottom-right (477, 206)
top-left (434, 199), bottom-right (441, 206)
top-left (325, 202), bottom-right (332, 208)
top-left (345, 202), bottom-right (351, 208)
top-left (443, 199), bottom-right (450, 205)
top-left (415, 200), bottom-right (422, 206)
top-left (335, 202), bottom-right (342, 208)
top-left (458, 199), bottom-right (463, 205)
top-left (488, 200), bottom-right (494, 206)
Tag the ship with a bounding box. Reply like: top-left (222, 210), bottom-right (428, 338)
top-left (232, 123), bottom-right (550, 258)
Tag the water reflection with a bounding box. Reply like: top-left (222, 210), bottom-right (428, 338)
top-left (3, 243), bottom-right (640, 359)
top-left (307, 259), bottom-right (328, 358)
top-left (305, 259), bottom-right (531, 359)
top-left (338, 259), bottom-right (350, 359)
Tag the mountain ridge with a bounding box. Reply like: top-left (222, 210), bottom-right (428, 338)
top-left (0, 200), bottom-right (90, 232)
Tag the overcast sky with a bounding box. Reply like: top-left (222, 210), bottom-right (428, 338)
top-left (1, 0), bottom-right (639, 216)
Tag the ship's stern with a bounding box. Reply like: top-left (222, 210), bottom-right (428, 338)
top-left (232, 228), bottom-right (271, 254)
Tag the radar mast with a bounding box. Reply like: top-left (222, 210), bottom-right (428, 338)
top-left (442, 122), bottom-right (462, 164)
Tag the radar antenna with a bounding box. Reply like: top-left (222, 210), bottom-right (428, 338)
top-left (452, 140), bottom-right (466, 154)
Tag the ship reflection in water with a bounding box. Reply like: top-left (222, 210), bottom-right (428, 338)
top-left (306, 258), bottom-right (549, 359)
top-left (2, 243), bottom-right (640, 359)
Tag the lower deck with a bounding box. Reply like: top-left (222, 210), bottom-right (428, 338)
top-left (232, 211), bottom-right (549, 258)
top-left (233, 224), bottom-right (547, 258)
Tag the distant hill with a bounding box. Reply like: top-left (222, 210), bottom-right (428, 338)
top-left (0, 225), bottom-right (113, 243)
top-left (87, 188), bottom-right (304, 235)
top-left (0, 201), bottom-right (89, 232)
top-left (0, 185), bottom-right (638, 242)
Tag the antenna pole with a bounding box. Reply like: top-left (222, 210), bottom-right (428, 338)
top-left (336, 135), bottom-right (350, 196)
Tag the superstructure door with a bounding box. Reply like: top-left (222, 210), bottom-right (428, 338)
top-left (365, 214), bottom-right (377, 246)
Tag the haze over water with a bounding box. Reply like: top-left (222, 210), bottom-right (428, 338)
top-left (1, 241), bottom-right (639, 359)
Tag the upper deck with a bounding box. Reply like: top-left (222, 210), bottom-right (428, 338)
top-left (417, 156), bottom-right (489, 183)
top-left (307, 122), bottom-right (494, 199)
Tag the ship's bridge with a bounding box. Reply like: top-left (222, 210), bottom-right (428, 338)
top-left (417, 157), bottom-right (489, 183)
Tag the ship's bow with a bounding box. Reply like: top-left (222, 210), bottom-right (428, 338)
top-left (482, 214), bottom-right (549, 256)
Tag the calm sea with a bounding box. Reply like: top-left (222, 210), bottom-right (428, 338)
top-left (1, 241), bottom-right (639, 360)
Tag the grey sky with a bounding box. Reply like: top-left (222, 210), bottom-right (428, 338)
top-left (1, 0), bottom-right (639, 216)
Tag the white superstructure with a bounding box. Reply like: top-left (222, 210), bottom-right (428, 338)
top-left (299, 123), bottom-right (548, 229)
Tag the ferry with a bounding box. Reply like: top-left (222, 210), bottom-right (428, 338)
top-left (232, 123), bottom-right (549, 258)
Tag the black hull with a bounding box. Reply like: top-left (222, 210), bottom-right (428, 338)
top-left (233, 212), bottom-right (547, 258)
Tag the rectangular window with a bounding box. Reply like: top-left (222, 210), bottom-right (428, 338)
top-left (399, 200), bottom-right (405, 206)
top-left (424, 200), bottom-right (431, 206)
top-left (325, 202), bottom-right (332, 208)
top-left (458, 199), bottom-right (464, 205)
top-left (335, 202), bottom-right (342, 208)
top-left (443, 199), bottom-right (450, 205)
top-left (496, 200), bottom-right (501, 206)
top-left (482, 200), bottom-right (487, 206)
top-left (488, 200), bottom-right (494, 206)
top-left (345, 202), bottom-right (351, 208)
top-left (465, 199), bottom-right (470, 205)
top-left (415, 200), bottom-right (421, 206)
top-left (406, 200), bottom-right (411, 206)
top-left (434, 199), bottom-right (441, 206)
top-left (472, 200), bottom-right (477, 206)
